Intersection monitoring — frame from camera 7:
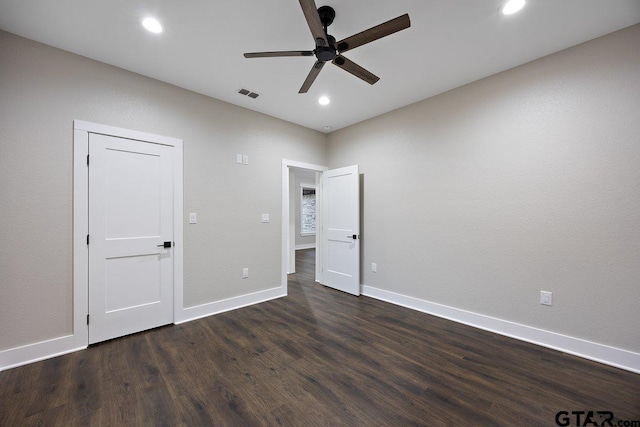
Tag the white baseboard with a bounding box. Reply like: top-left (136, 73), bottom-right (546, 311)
top-left (176, 286), bottom-right (287, 324)
top-left (1, 286), bottom-right (286, 371)
top-left (295, 243), bottom-right (316, 250)
top-left (362, 285), bottom-right (640, 374)
top-left (0, 335), bottom-right (86, 372)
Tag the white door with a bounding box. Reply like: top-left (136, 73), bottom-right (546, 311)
top-left (88, 133), bottom-right (174, 344)
top-left (322, 165), bottom-right (360, 295)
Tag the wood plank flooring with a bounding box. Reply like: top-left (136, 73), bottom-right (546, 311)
top-left (1, 248), bottom-right (638, 426)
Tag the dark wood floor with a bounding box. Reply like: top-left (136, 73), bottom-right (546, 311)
top-left (1, 249), bottom-right (638, 426)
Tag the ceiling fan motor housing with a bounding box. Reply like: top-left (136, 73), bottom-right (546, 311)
top-left (316, 46), bottom-right (336, 62)
top-left (315, 35), bottom-right (337, 62)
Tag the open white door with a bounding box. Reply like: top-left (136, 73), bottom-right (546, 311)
top-left (321, 165), bottom-right (360, 295)
top-left (88, 133), bottom-right (174, 344)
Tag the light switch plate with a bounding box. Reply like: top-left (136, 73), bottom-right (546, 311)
top-left (262, 214), bottom-right (269, 223)
top-left (242, 268), bottom-right (249, 279)
top-left (236, 154), bottom-right (242, 164)
top-left (540, 291), bottom-right (553, 306)
top-left (189, 213), bottom-right (197, 224)
top-left (242, 155), bottom-right (249, 165)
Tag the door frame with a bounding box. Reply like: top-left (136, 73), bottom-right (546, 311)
top-left (73, 120), bottom-right (184, 347)
top-left (281, 159), bottom-right (327, 291)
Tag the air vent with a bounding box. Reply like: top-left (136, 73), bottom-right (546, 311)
top-left (238, 88), bottom-right (260, 99)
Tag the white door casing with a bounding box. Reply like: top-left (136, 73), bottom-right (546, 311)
top-left (281, 160), bottom-right (327, 289)
top-left (322, 165), bottom-right (360, 295)
top-left (74, 121), bottom-right (183, 349)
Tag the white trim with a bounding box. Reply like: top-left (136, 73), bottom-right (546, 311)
top-left (72, 127), bottom-right (90, 350)
top-left (172, 133), bottom-right (185, 326)
top-left (73, 120), bottom-right (180, 146)
top-left (0, 335), bottom-right (85, 372)
top-left (314, 171), bottom-right (323, 283)
top-left (362, 285), bottom-right (640, 374)
top-left (288, 169), bottom-right (295, 274)
top-left (73, 119), bottom-right (184, 344)
top-left (281, 160), bottom-right (327, 290)
top-left (295, 243), bottom-right (316, 250)
top-left (0, 124), bottom-right (100, 370)
top-left (284, 159), bottom-right (327, 170)
top-left (176, 287), bottom-right (286, 324)
top-left (1, 284), bottom-right (283, 371)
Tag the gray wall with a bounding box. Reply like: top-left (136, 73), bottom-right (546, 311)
top-left (327, 25), bottom-right (640, 353)
top-left (0, 30), bottom-right (327, 351)
top-left (2, 24), bottom-right (639, 357)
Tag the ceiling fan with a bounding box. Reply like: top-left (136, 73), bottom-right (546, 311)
top-left (244, 0), bottom-right (411, 94)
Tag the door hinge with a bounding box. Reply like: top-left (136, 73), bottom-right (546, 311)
top-left (86, 234), bottom-right (89, 245)
top-left (87, 154), bottom-right (89, 166)
top-left (87, 314), bottom-right (90, 325)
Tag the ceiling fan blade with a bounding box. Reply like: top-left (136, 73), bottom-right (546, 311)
top-left (244, 51), bottom-right (314, 58)
top-left (299, 0), bottom-right (329, 47)
top-left (299, 61), bottom-right (325, 94)
top-left (332, 55), bottom-right (380, 85)
top-left (337, 14), bottom-right (410, 53)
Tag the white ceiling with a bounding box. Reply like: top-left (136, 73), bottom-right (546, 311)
top-left (1, 1), bottom-right (639, 133)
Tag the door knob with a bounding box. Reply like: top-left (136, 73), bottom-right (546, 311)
top-left (157, 241), bottom-right (172, 248)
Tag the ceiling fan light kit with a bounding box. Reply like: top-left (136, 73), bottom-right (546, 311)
top-left (244, 0), bottom-right (411, 94)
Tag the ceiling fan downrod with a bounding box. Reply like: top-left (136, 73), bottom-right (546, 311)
top-left (315, 6), bottom-right (337, 62)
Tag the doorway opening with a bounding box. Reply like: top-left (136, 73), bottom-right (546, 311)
top-left (281, 159), bottom-right (361, 296)
top-left (291, 167), bottom-right (318, 268)
top-left (289, 168), bottom-right (318, 292)
top-left (281, 159), bottom-right (327, 294)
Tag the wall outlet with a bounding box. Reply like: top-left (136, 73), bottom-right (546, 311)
top-left (261, 214), bottom-right (269, 223)
top-left (371, 263), bottom-right (377, 273)
top-left (242, 268), bottom-right (249, 279)
top-left (540, 291), bottom-right (553, 306)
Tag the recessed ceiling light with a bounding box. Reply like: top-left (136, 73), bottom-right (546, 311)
top-left (501, 0), bottom-right (525, 15)
top-left (142, 17), bottom-right (164, 34)
top-left (318, 96), bottom-right (331, 106)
